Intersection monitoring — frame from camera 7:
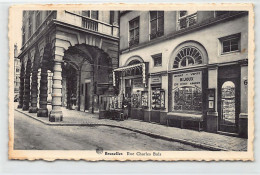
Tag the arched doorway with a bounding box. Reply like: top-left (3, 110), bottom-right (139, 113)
top-left (63, 44), bottom-right (112, 113)
top-left (218, 65), bottom-right (240, 133)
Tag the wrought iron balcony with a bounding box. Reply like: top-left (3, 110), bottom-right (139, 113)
top-left (177, 13), bottom-right (197, 30)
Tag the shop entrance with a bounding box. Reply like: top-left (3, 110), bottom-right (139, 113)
top-left (218, 78), bottom-right (239, 133)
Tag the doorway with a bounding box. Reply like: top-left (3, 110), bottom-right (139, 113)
top-left (218, 78), bottom-right (239, 133)
top-left (85, 83), bottom-right (90, 111)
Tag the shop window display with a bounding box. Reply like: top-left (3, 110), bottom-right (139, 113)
top-left (151, 87), bottom-right (161, 110)
top-left (172, 71), bottom-right (202, 113)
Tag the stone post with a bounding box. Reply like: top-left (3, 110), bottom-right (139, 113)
top-left (22, 60), bottom-right (31, 111)
top-left (49, 57), bottom-right (63, 122)
top-left (206, 66), bottom-right (218, 133)
top-left (37, 59), bottom-right (48, 117)
top-left (29, 69), bottom-right (38, 113)
top-left (17, 64), bottom-right (25, 108)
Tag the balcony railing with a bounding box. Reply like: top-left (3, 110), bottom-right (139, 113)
top-left (82, 18), bottom-right (98, 31)
top-left (177, 13), bottom-right (197, 30)
top-left (63, 11), bottom-right (119, 38)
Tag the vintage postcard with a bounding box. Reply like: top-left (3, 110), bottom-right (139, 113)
top-left (8, 3), bottom-right (254, 161)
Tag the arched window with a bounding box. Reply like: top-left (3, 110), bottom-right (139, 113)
top-left (173, 46), bottom-right (203, 68)
top-left (128, 60), bottom-right (141, 65)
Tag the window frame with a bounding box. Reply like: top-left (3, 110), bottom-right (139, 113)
top-left (219, 33), bottom-right (241, 55)
top-left (151, 53), bottom-right (162, 67)
top-left (149, 11), bottom-right (164, 40)
top-left (128, 16), bottom-right (140, 47)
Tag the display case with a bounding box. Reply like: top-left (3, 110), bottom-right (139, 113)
top-left (151, 87), bottom-right (161, 110)
top-left (141, 91), bottom-right (148, 108)
top-left (160, 90), bottom-right (165, 109)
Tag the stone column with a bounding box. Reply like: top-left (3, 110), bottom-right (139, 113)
top-left (206, 66), bottom-right (218, 133)
top-left (239, 62), bottom-right (248, 138)
top-left (29, 69), bottom-right (38, 113)
top-left (17, 63), bottom-right (25, 108)
top-left (37, 60), bottom-right (48, 117)
top-left (22, 60), bottom-right (31, 111)
top-left (49, 57), bottom-right (63, 122)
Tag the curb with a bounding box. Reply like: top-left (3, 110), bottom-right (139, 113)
top-left (15, 109), bottom-right (229, 151)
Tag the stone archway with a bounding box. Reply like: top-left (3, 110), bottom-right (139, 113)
top-left (63, 43), bottom-right (112, 113)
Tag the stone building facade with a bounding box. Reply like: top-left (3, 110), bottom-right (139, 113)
top-left (17, 10), bottom-right (119, 121)
top-left (115, 11), bottom-right (248, 137)
top-left (14, 44), bottom-right (20, 93)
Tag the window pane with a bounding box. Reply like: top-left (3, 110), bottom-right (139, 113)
top-left (130, 30), bottom-right (134, 39)
top-left (82, 11), bottom-right (90, 17)
top-left (180, 11), bottom-right (187, 17)
top-left (223, 40), bottom-right (230, 47)
top-left (158, 17), bottom-right (164, 32)
top-left (129, 21), bottom-right (134, 29)
top-left (134, 19), bottom-right (139, 28)
top-left (158, 11), bottom-right (164, 17)
top-left (231, 44), bottom-right (239, 51)
top-left (150, 11), bottom-right (157, 20)
top-left (135, 28), bottom-right (139, 37)
top-left (151, 20), bottom-right (157, 34)
top-left (223, 46), bottom-right (230, 53)
top-left (231, 39), bottom-right (238, 45)
top-left (91, 11), bottom-right (98, 20)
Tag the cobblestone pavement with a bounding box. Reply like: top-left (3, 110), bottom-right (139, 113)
top-left (14, 103), bottom-right (247, 151)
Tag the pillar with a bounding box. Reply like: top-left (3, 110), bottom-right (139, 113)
top-left (37, 59), bottom-right (48, 117)
top-left (206, 66), bottom-right (218, 133)
top-left (239, 62), bottom-right (248, 138)
top-left (49, 58), bottom-right (63, 122)
top-left (17, 63), bottom-right (25, 108)
top-left (22, 60), bottom-right (31, 111)
top-left (29, 69), bottom-right (38, 113)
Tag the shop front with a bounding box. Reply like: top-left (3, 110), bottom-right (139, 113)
top-left (113, 62), bottom-right (149, 121)
top-left (149, 75), bottom-right (166, 123)
top-left (167, 69), bottom-right (207, 130)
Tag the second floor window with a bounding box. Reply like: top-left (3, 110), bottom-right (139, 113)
top-left (129, 17), bottom-right (139, 47)
top-left (152, 53), bottom-right (162, 67)
top-left (150, 11), bottom-right (164, 40)
top-left (178, 10), bottom-right (197, 30)
top-left (219, 33), bottom-right (240, 54)
top-left (82, 11), bottom-right (98, 20)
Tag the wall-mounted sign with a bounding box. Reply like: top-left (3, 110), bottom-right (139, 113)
top-left (133, 78), bottom-right (143, 88)
top-left (151, 76), bottom-right (161, 84)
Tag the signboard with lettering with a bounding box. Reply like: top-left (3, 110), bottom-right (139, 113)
top-left (133, 78), bottom-right (143, 88)
top-left (151, 76), bottom-right (161, 84)
top-left (172, 71), bottom-right (202, 112)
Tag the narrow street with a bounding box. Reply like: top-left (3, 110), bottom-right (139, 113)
top-left (14, 110), bottom-right (204, 151)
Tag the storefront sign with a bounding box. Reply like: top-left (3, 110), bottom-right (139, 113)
top-left (133, 78), bottom-right (143, 88)
top-left (151, 76), bottom-right (161, 84)
top-left (172, 71), bottom-right (202, 112)
top-left (173, 71), bottom-right (202, 89)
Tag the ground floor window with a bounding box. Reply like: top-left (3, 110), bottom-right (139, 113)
top-left (172, 71), bottom-right (202, 113)
top-left (151, 87), bottom-right (161, 110)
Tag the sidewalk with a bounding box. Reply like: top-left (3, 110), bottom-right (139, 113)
top-left (15, 105), bottom-right (247, 151)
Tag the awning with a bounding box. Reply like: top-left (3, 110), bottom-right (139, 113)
top-left (113, 62), bottom-right (148, 87)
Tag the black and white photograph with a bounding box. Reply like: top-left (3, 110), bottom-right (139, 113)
top-left (8, 4), bottom-right (254, 161)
